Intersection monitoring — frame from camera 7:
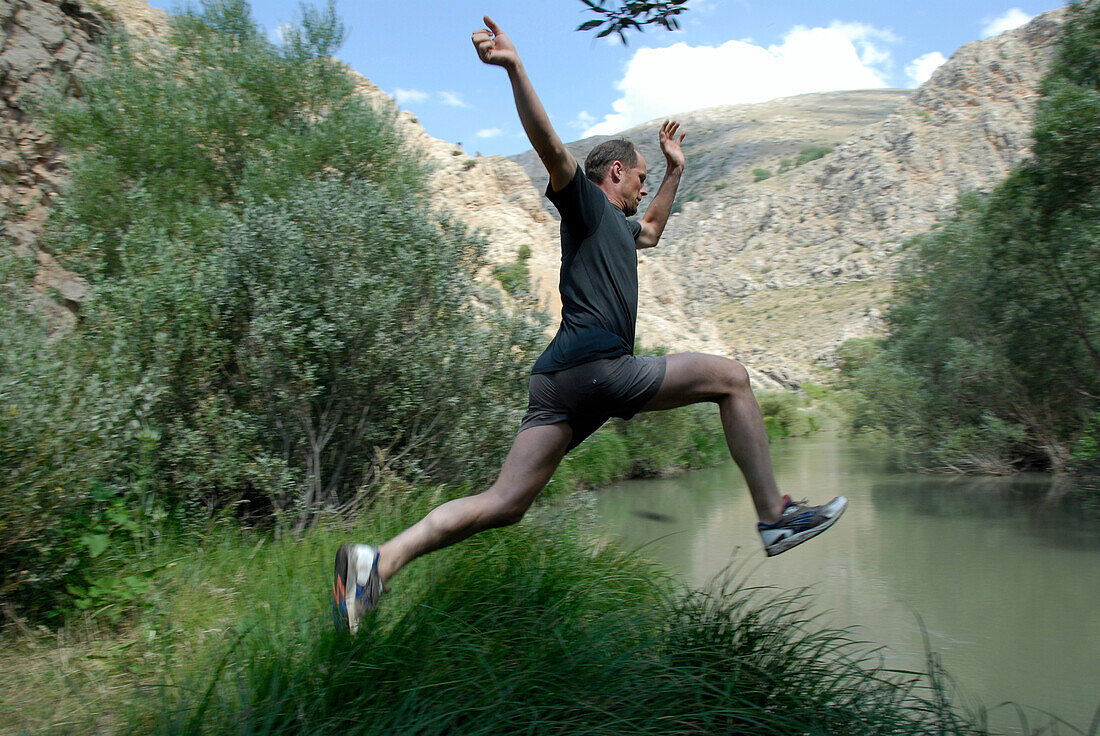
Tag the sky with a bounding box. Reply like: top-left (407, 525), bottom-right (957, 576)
top-left (155, 1), bottom-right (1066, 156)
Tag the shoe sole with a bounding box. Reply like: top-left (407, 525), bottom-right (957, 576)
top-left (333, 544), bottom-right (354, 631)
top-left (764, 498), bottom-right (848, 557)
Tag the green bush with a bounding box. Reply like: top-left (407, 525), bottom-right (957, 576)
top-left (0, 0), bottom-right (545, 620)
top-left (221, 178), bottom-right (541, 529)
top-left (795, 145), bottom-right (833, 166)
top-left (752, 167), bottom-right (772, 182)
top-left (30, 0), bottom-right (545, 533)
top-left (757, 390), bottom-right (825, 441)
top-left (493, 260), bottom-right (531, 296)
top-left (546, 404), bottom-right (727, 495)
top-left (0, 257), bottom-right (156, 616)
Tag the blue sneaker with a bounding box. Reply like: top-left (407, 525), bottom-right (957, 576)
top-left (333, 544), bottom-right (382, 633)
top-left (758, 495), bottom-right (848, 557)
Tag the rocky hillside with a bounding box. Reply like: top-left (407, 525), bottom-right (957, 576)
top-left (0, 1), bottom-right (1068, 387)
top-left (507, 10), bottom-right (1065, 385)
top-left (657, 10), bottom-right (1064, 383)
top-left (508, 89), bottom-right (912, 219)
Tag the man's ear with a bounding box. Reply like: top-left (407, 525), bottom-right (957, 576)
top-left (609, 160), bottom-right (624, 183)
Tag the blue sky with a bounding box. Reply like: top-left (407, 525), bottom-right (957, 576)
top-left (157, 1), bottom-right (1065, 156)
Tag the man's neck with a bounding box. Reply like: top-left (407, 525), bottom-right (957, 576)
top-left (596, 182), bottom-right (626, 212)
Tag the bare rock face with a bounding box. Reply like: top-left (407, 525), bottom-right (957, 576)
top-left (636, 8), bottom-right (1065, 383)
top-left (0, 0), bottom-right (168, 325)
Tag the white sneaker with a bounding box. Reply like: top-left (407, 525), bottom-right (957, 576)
top-left (332, 544), bottom-right (382, 633)
top-left (757, 495), bottom-right (848, 557)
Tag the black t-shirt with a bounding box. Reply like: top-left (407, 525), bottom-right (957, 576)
top-left (531, 165), bottom-right (642, 374)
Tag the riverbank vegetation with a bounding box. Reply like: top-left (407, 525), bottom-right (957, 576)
top-left (2, 502), bottom-right (999, 736)
top-left (1, 0), bottom-right (549, 619)
top-left (841, 0), bottom-right (1100, 481)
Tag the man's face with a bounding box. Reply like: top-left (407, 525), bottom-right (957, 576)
top-left (620, 154), bottom-right (648, 216)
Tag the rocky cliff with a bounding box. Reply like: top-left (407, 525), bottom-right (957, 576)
top-left (0, 0), bottom-right (169, 324)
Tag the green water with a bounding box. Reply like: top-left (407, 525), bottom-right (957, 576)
top-left (593, 435), bottom-right (1100, 734)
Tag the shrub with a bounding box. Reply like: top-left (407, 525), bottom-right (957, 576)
top-left (221, 178), bottom-right (542, 529)
top-left (0, 256), bottom-right (155, 616)
top-left (752, 167), bottom-right (772, 182)
top-left (795, 145), bottom-right (833, 166)
top-left (493, 260), bottom-right (531, 296)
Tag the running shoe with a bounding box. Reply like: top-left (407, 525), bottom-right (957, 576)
top-left (333, 543), bottom-right (382, 633)
top-left (758, 495), bottom-right (848, 557)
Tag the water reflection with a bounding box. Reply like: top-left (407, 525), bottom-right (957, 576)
top-left (869, 473), bottom-right (1100, 552)
top-left (593, 435), bottom-right (1100, 734)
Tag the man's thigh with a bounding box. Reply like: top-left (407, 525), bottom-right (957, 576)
top-left (639, 352), bottom-right (737, 412)
top-left (490, 422), bottom-right (573, 506)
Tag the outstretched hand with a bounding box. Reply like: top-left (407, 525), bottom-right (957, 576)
top-left (472, 16), bottom-right (519, 69)
top-left (659, 120), bottom-right (686, 170)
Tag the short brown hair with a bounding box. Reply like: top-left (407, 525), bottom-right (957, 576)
top-left (584, 139), bottom-right (639, 184)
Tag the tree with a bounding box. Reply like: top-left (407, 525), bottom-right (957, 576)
top-left (575, 0), bottom-right (690, 43)
top-left (844, 0), bottom-right (1100, 474)
top-left (36, 0), bottom-right (543, 532)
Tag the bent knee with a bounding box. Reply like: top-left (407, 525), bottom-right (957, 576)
top-left (718, 358), bottom-right (751, 395)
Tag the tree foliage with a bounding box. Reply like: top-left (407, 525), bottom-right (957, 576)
top-left (843, 1), bottom-right (1100, 474)
top-left (575, 0), bottom-right (690, 43)
top-left (1, 0), bottom-right (544, 615)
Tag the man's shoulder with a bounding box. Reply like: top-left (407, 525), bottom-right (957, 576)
top-left (548, 166), bottom-right (611, 234)
top-left (547, 165), bottom-right (600, 201)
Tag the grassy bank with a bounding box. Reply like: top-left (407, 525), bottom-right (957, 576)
top-left (3, 494), bottom-right (988, 736)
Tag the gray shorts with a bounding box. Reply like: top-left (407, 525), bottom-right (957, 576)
top-left (519, 355), bottom-right (667, 452)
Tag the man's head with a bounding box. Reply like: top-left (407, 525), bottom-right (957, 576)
top-left (585, 139), bottom-right (648, 216)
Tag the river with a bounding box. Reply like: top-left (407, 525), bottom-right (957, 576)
top-left (593, 435), bottom-right (1100, 734)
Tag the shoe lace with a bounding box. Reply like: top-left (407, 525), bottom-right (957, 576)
top-left (782, 495), bottom-right (809, 514)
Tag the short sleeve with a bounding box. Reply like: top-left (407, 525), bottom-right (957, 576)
top-left (546, 165), bottom-right (606, 238)
top-left (626, 218), bottom-right (641, 241)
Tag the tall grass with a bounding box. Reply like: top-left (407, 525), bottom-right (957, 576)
top-left (124, 505), bottom-right (986, 736)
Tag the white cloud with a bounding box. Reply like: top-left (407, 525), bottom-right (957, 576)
top-left (476, 127), bottom-right (503, 138)
top-left (571, 110), bottom-right (596, 131)
top-left (981, 8), bottom-right (1034, 38)
top-left (583, 21), bottom-right (896, 137)
top-left (439, 91), bottom-right (471, 108)
top-left (394, 88), bottom-right (429, 105)
top-left (905, 51), bottom-right (947, 88)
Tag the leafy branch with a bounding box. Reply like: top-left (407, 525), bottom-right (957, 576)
top-left (576, 0), bottom-right (690, 44)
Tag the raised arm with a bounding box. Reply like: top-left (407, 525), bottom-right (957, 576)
top-left (637, 120), bottom-right (686, 250)
top-left (472, 16), bottom-right (576, 192)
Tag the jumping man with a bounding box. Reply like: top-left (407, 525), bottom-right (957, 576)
top-left (333, 16), bottom-right (847, 632)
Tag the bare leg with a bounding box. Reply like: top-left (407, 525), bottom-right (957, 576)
top-left (377, 422), bottom-right (572, 583)
top-left (640, 353), bottom-right (785, 524)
